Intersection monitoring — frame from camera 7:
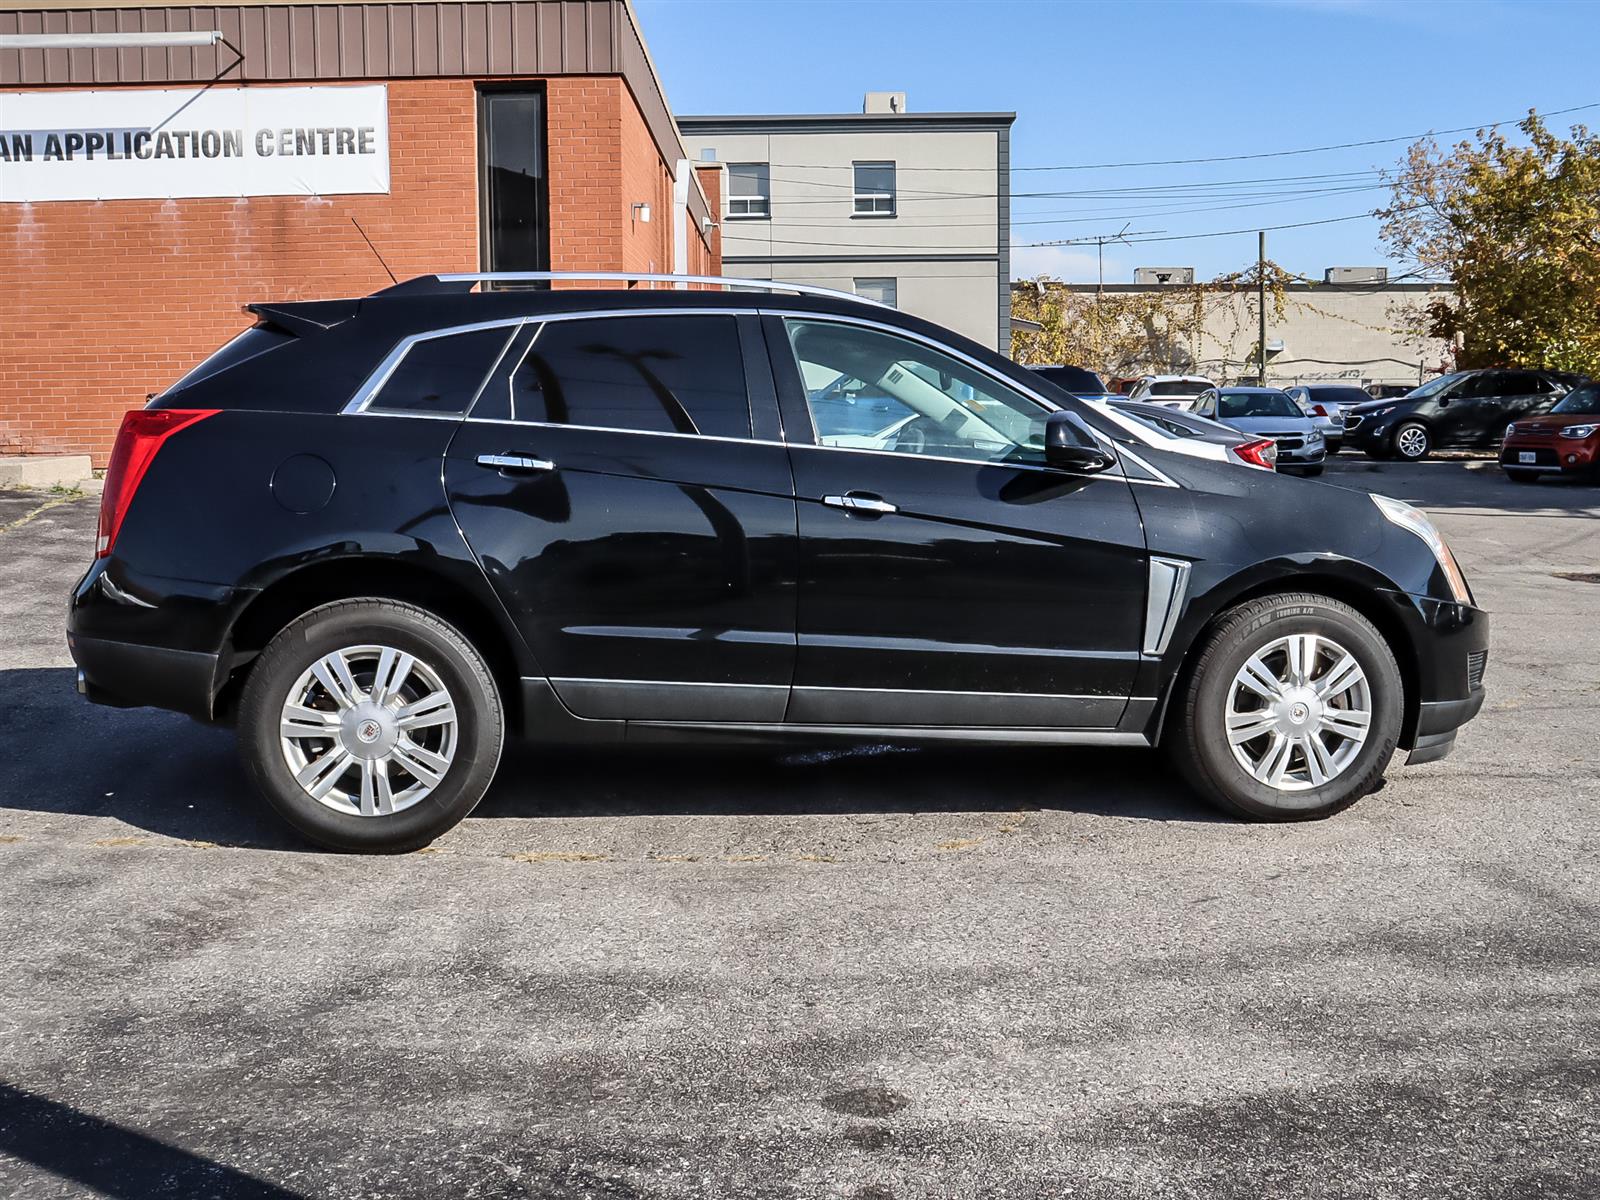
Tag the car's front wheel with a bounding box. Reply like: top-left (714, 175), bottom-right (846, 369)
top-left (238, 599), bottom-right (505, 852)
top-left (1392, 421), bottom-right (1431, 461)
top-left (1167, 593), bottom-right (1403, 821)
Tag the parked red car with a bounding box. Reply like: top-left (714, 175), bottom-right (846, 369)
top-left (1501, 381), bottom-right (1600, 483)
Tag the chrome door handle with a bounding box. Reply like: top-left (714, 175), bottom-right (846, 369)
top-left (822, 492), bottom-right (897, 515)
top-left (476, 453), bottom-right (554, 473)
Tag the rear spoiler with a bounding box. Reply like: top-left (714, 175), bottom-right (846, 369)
top-left (243, 299), bottom-right (361, 337)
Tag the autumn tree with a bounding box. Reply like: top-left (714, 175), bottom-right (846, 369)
top-left (1379, 113), bottom-right (1600, 374)
top-left (1011, 261), bottom-right (1293, 380)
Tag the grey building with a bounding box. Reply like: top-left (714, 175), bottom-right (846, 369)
top-left (679, 93), bottom-right (1015, 351)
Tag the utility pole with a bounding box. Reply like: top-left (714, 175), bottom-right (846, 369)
top-left (1258, 230), bottom-right (1268, 387)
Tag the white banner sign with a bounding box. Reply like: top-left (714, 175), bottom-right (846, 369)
top-left (0, 85), bottom-right (390, 202)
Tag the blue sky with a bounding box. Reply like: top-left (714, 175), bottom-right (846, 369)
top-left (635, 0), bottom-right (1600, 283)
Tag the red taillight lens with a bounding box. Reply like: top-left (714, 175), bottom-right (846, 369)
top-left (97, 408), bottom-right (218, 558)
top-left (1232, 437), bottom-right (1279, 471)
top-left (1310, 404), bottom-right (1329, 417)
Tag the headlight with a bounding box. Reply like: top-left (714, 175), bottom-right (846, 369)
top-left (1560, 423), bottom-right (1599, 438)
top-left (1504, 423), bottom-right (1517, 438)
top-left (1307, 428), bottom-right (1323, 442)
top-left (1371, 494), bottom-right (1473, 605)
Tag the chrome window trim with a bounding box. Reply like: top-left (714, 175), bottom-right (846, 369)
top-left (338, 302), bottom-right (1181, 490)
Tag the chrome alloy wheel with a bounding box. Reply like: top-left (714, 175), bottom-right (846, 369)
top-left (1225, 634), bottom-right (1372, 794)
top-left (278, 645), bottom-right (458, 817)
top-left (1396, 425), bottom-right (1429, 458)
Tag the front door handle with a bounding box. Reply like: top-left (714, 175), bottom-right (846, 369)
top-left (822, 491), bottom-right (897, 515)
top-left (476, 453), bottom-right (554, 473)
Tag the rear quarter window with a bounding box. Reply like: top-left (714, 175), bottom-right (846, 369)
top-left (367, 326), bottom-right (517, 416)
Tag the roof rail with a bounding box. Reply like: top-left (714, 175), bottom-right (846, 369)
top-left (373, 271), bottom-right (889, 307)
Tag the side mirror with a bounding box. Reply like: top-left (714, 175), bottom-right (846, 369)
top-left (1044, 412), bottom-right (1117, 474)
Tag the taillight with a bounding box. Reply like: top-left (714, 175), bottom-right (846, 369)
top-left (1309, 404), bottom-right (1329, 417)
top-left (97, 408), bottom-right (218, 558)
top-left (1232, 438), bottom-right (1279, 471)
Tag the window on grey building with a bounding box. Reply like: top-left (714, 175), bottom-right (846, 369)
top-left (853, 161), bottom-right (896, 216)
top-left (728, 163), bottom-right (770, 218)
top-left (854, 277), bottom-right (898, 308)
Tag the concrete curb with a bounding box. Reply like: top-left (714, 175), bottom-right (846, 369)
top-left (0, 455), bottom-right (94, 490)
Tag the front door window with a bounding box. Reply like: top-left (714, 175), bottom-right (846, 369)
top-left (784, 319), bottom-right (1052, 465)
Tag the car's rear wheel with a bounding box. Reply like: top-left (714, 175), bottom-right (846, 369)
top-left (1167, 593), bottom-right (1403, 822)
top-left (1392, 421), bottom-right (1431, 461)
top-left (238, 599), bottom-right (504, 852)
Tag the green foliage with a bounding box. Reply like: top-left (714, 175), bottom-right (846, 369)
top-left (1379, 113), bottom-right (1600, 374)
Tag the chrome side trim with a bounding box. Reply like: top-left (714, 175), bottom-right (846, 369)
top-left (626, 722), bottom-right (1151, 747)
top-left (1143, 556), bottom-right (1192, 656)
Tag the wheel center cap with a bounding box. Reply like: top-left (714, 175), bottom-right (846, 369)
top-left (1290, 702), bottom-right (1309, 723)
top-left (340, 702), bottom-right (398, 760)
top-left (1278, 686), bottom-right (1320, 732)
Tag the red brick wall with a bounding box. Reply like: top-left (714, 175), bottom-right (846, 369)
top-left (2, 74), bottom-right (716, 464)
top-left (691, 163), bottom-right (723, 281)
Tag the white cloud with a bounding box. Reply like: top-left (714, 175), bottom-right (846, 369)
top-left (1010, 243), bottom-right (1128, 284)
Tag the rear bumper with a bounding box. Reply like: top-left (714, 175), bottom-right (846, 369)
top-left (69, 632), bottom-right (222, 718)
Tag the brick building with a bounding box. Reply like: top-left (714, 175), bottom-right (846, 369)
top-left (1, 0), bottom-right (721, 463)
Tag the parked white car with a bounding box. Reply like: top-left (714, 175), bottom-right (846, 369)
top-left (1125, 374), bottom-right (1217, 410)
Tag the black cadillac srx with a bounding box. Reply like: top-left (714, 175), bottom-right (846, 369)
top-left (68, 273), bottom-right (1488, 851)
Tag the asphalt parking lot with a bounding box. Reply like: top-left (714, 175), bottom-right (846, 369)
top-left (2, 457), bottom-right (1597, 1199)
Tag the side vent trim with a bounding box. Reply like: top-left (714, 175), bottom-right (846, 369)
top-left (1143, 557), bottom-right (1192, 656)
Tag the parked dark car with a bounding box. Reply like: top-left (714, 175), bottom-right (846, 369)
top-left (1343, 369), bottom-right (1581, 461)
top-left (69, 273), bottom-right (1488, 851)
top-left (1026, 363), bottom-right (1109, 398)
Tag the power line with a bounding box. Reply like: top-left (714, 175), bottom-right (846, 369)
top-left (734, 100), bottom-right (1599, 173)
top-left (1018, 205), bottom-right (1424, 248)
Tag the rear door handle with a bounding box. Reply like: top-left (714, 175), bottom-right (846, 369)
top-left (476, 453), bottom-right (554, 473)
top-left (822, 491), bottom-right (897, 515)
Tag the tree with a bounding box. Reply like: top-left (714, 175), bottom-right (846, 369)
top-left (1011, 262), bottom-right (1293, 380)
top-left (1379, 113), bottom-right (1600, 374)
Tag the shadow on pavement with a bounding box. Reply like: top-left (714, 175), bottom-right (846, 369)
top-left (1323, 454), bottom-right (1600, 513)
top-left (0, 666), bottom-right (1222, 850)
top-left (0, 1081), bottom-right (306, 1199)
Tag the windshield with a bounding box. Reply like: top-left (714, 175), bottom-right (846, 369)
top-left (1307, 386), bottom-right (1372, 405)
top-left (1553, 383), bottom-right (1600, 415)
top-left (1407, 372), bottom-right (1468, 400)
top-left (1148, 380), bottom-right (1206, 396)
top-left (1219, 390), bottom-right (1302, 419)
top-left (1032, 365), bottom-right (1106, 395)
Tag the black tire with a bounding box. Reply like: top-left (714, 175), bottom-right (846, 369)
top-left (238, 599), bottom-right (505, 852)
top-left (1166, 593), bottom-right (1403, 822)
top-left (1503, 468), bottom-right (1539, 484)
top-left (1391, 421), bottom-right (1431, 461)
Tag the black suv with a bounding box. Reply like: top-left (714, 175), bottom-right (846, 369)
top-left (1343, 369), bottom-right (1581, 461)
top-left (69, 273), bottom-right (1489, 851)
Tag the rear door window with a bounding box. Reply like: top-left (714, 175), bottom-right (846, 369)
top-left (507, 315), bottom-right (751, 438)
top-left (368, 326), bottom-right (517, 416)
